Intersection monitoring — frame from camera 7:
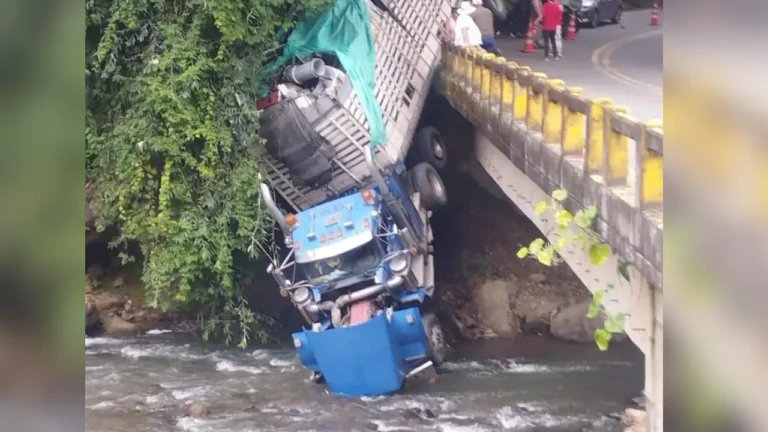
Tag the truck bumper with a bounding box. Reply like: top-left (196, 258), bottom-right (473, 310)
top-left (292, 307), bottom-right (428, 396)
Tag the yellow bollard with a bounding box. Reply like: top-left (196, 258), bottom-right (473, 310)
top-left (489, 58), bottom-right (505, 107)
top-left (561, 87), bottom-right (585, 155)
top-left (502, 62), bottom-right (517, 114)
top-left (471, 50), bottom-right (483, 93)
top-left (513, 66), bottom-right (530, 120)
top-left (586, 98), bottom-right (613, 174)
top-left (543, 79), bottom-right (565, 143)
top-left (480, 54), bottom-right (495, 100)
top-left (603, 105), bottom-right (630, 185)
top-left (526, 73), bottom-right (548, 131)
top-left (640, 120), bottom-right (663, 207)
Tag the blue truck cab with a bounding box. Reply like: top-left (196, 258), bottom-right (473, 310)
top-left (259, 149), bottom-right (448, 397)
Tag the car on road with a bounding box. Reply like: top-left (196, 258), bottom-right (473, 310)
top-left (578, 0), bottom-right (622, 28)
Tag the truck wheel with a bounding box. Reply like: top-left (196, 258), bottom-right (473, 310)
top-left (422, 313), bottom-right (446, 366)
top-left (411, 163), bottom-right (447, 211)
top-left (414, 126), bottom-right (448, 171)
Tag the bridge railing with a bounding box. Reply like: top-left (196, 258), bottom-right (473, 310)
top-left (439, 44), bottom-right (663, 288)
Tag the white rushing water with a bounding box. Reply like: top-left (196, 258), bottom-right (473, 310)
top-left (86, 334), bottom-right (642, 432)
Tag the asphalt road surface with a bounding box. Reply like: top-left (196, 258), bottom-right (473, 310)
top-left (497, 9), bottom-right (663, 121)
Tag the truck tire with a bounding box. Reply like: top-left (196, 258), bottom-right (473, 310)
top-left (422, 313), bottom-right (447, 366)
top-left (411, 163), bottom-right (447, 211)
top-left (413, 126), bottom-right (448, 171)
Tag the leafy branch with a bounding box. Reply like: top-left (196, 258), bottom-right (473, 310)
top-left (516, 189), bottom-right (631, 350)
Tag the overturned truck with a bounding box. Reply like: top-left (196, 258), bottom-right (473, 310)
top-left (255, 0), bottom-right (452, 396)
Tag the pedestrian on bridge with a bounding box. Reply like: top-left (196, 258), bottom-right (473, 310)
top-left (469, 0), bottom-right (497, 52)
top-left (444, 7), bottom-right (459, 43)
top-left (454, 2), bottom-right (483, 48)
top-left (540, 0), bottom-right (562, 60)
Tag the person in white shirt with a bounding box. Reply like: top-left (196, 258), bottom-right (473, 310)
top-left (454, 1), bottom-right (482, 47)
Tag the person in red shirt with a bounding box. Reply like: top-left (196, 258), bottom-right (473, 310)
top-left (540, 0), bottom-right (563, 60)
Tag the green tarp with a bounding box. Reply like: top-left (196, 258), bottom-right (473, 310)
top-left (269, 0), bottom-right (386, 148)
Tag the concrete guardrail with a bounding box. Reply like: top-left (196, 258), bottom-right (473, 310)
top-left (437, 44), bottom-right (663, 289)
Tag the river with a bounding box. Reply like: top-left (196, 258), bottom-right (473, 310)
top-left (86, 331), bottom-right (642, 432)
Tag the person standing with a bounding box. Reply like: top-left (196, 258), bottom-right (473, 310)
top-left (540, 0), bottom-right (562, 60)
top-left (445, 7), bottom-right (459, 43)
top-left (553, 0), bottom-right (563, 57)
top-left (454, 2), bottom-right (483, 48)
top-left (469, 0), bottom-right (497, 52)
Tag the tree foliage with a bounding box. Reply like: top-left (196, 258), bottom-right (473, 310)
top-left (85, 0), bottom-right (330, 346)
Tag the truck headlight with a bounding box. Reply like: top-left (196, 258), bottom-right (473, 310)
top-left (389, 253), bottom-right (410, 276)
top-left (292, 287), bottom-right (312, 306)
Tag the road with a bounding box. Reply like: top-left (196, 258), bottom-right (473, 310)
top-left (496, 10), bottom-right (663, 121)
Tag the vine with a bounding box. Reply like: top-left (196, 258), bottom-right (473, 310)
top-left (85, 0), bottom-right (330, 347)
top-left (516, 189), bottom-right (631, 350)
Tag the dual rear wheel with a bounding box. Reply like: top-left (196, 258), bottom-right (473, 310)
top-left (409, 126), bottom-right (448, 212)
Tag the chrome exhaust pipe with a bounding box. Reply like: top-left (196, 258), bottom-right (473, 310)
top-left (283, 58), bottom-right (327, 85)
top-left (259, 182), bottom-right (290, 238)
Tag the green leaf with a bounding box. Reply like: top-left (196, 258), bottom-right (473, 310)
top-left (529, 238), bottom-right (545, 254)
top-left (555, 210), bottom-right (572, 226)
top-left (618, 260), bottom-right (631, 282)
top-left (584, 205), bottom-right (598, 220)
top-left (587, 290), bottom-right (604, 318)
top-left (555, 237), bottom-right (568, 250)
top-left (574, 210), bottom-right (592, 229)
top-left (516, 247), bottom-right (529, 259)
top-left (588, 243), bottom-right (612, 266)
top-left (536, 248), bottom-right (554, 266)
top-left (552, 189), bottom-right (568, 202)
top-left (604, 313), bottom-right (626, 333)
top-left (594, 328), bottom-right (613, 351)
top-left (534, 201), bottom-right (548, 215)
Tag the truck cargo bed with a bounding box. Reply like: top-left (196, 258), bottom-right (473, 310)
top-left (259, 0), bottom-right (451, 211)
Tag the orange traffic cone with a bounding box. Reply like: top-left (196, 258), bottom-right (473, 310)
top-left (521, 19), bottom-right (536, 53)
top-left (649, 3), bottom-right (660, 26)
top-left (565, 12), bottom-right (577, 40)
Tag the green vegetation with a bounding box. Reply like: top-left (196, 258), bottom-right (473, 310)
top-left (85, 0), bottom-right (330, 347)
top-left (516, 189), bottom-right (630, 350)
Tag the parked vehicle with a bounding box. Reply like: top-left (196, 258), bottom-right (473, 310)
top-left (254, 0), bottom-right (452, 397)
top-left (578, 0), bottom-right (622, 28)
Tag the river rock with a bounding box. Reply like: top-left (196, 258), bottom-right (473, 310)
top-left (621, 408), bottom-right (647, 432)
top-left (187, 402), bottom-right (210, 419)
top-left (474, 279), bottom-right (516, 338)
top-left (365, 422), bottom-right (379, 431)
top-left (549, 300), bottom-right (605, 343)
top-left (423, 408), bottom-right (436, 419)
top-left (92, 291), bottom-right (125, 312)
top-left (87, 263), bottom-right (104, 279)
top-left (85, 295), bottom-right (100, 329)
top-left (101, 314), bottom-right (141, 336)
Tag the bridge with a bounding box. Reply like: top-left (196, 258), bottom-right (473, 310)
top-left (435, 10), bottom-right (663, 431)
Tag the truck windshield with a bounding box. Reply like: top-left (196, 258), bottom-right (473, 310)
top-left (297, 239), bottom-right (383, 285)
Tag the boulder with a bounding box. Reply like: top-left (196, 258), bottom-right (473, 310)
top-left (92, 291), bottom-right (125, 312)
top-left (187, 402), bottom-right (210, 419)
top-left (549, 300), bottom-right (627, 343)
top-left (85, 295), bottom-right (100, 329)
top-left (101, 314), bottom-right (141, 336)
top-left (474, 279), bottom-right (517, 338)
top-left (621, 408), bottom-right (647, 432)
